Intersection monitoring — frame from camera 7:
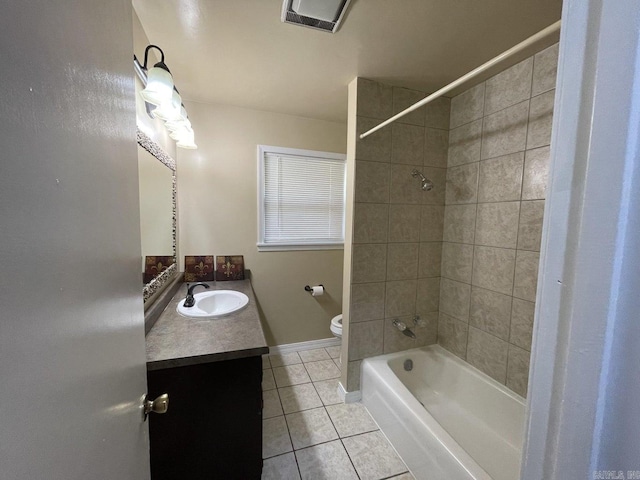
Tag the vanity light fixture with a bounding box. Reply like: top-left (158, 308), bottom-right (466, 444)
top-left (134, 45), bottom-right (197, 149)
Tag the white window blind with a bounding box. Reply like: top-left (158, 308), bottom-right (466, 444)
top-left (258, 146), bottom-right (346, 250)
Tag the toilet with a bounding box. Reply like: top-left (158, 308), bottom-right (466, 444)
top-left (330, 314), bottom-right (342, 338)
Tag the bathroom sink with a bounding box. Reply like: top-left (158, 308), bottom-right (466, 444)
top-left (176, 290), bottom-right (249, 319)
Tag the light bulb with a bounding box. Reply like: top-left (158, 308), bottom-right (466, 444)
top-left (140, 63), bottom-right (174, 106)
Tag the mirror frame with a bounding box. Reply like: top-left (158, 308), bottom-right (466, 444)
top-left (137, 128), bottom-right (177, 304)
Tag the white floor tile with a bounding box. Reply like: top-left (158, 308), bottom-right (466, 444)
top-left (270, 352), bottom-right (303, 367)
top-left (299, 348), bottom-right (331, 363)
top-left (263, 388), bottom-right (284, 419)
top-left (325, 345), bottom-right (341, 359)
top-left (262, 355), bottom-right (271, 369)
top-left (262, 368), bottom-right (276, 391)
top-left (326, 402), bottom-right (378, 438)
top-left (263, 415), bottom-right (293, 459)
top-left (285, 407), bottom-right (338, 449)
top-left (273, 364), bottom-right (311, 387)
top-left (295, 440), bottom-right (358, 480)
top-left (261, 452), bottom-right (300, 480)
top-left (278, 383), bottom-right (323, 414)
top-left (304, 359), bottom-right (341, 382)
top-left (313, 378), bottom-right (343, 406)
top-left (342, 430), bottom-right (408, 480)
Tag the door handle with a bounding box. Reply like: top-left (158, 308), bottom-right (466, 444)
top-left (143, 393), bottom-right (169, 420)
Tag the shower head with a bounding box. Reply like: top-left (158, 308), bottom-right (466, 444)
top-left (411, 169), bottom-right (434, 191)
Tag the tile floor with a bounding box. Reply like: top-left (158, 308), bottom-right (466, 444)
top-left (262, 345), bottom-right (415, 480)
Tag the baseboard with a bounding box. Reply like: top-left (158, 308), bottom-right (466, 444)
top-left (338, 380), bottom-right (361, 404)
top-left (269, 337), bottom-right (341, 355)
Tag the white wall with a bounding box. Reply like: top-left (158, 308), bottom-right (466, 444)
top-left (178, 101), bottom-right (347, 345)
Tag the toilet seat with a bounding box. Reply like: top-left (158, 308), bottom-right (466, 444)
top-left (330, 314), bottom-right (342, 337)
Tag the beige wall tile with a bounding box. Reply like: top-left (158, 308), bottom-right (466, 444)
top-left (356, 117), bottom-right (391, 163)
top-left (386, 243), bottom-right (419, 280)
top-left (352, 244), bottom-right (387, 283)
top-left (347, 360), bottom-right (362, 391)
top-left (532, 43), bottom-right (559, 97)
top-left (420, 205), bottom-right (445, 242)
top-left (391, 123), bottom-right (425, 165)
top-left (355, 160), bottom-right (390, 203)
top-left (439, 277), bottom-right (471, 321)
top-left (385, 279), bottom-right (418, 317)
top-left (477, 152), bottom-right (524, 203)
top-left (481, 100), bottom-right (530, 160)
top-left (507, 345), bottom-right (531, 397)
top-left (484, 58), bottom-right (533, 115)
top-left (418, 241), bottom-right (443, 278)
top-left (350, 282), bottom-right (386, 323)
top-left (415, 311), bottom-right (439, 346)
top-left (424, 128), bottom-right (449, 168)
top-left (522, 146), bottom-right (549, 200)
top-left (469, 286), bottom-right (512, 341)
top-left (466, 326), bottom-right (509, 382)
top-left (392, 87), bottom-right (426, 126)
top-left (475, 202), bottom-right (520, 249)
top-left (443, 204), bottom-right (477, 244)
top-left (445, 162), bottom-right (479, 205)
top-left (424, 96), bottom-right (451, 130)
top-left (383, 315), bottom-right (419, 354)
top-left (422, 167), bottom-right (447, 205)
top-left (353, 203), bottom-right (389, 244)
top-left (513, 250), bottom-right (540, 301)
top-left (527, 90), bottom-right (555, 149)
top-left (472, 246), bottom-right (516, 295)
top-left (518, 200), bottom-right (545, 251)
top-left (389, 204), bottom-right (421, 242)
top-left (448, 119), bottom-right (482, 167)
top-left (510, 298), bottom-right (535, 351)
top-left (348, 320), bottom-right (384, 360)
top-left (450, 83), bottom-right (485, 129)
top-left (416, 277), bottom-right (440, 313)
top-left (438, 312), bottom-right (469, 359)
top-left (357, 78), bottom-right (392, 119)
top-left (441, 242), bottom-right (474, 283)
top-left (390, 163), bottom-right (428, 204)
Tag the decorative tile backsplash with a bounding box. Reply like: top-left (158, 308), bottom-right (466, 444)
top-left (144, 256), bottom-right (175, 284)
top-left (215, 255), bottom-right (245, 281)
top-left (184, 255), bottom-right (215, 282)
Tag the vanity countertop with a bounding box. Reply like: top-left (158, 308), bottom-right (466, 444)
top-left (145, 279), bottom-right (268, 371)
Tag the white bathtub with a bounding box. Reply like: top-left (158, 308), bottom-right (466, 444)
top-left (361, 344), bottom-right (525, 480)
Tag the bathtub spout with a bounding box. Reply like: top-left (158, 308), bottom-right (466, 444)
top-left (402, 328), bottom-right (417, 339)
top-left (393, 319), bottom-right (417, 339)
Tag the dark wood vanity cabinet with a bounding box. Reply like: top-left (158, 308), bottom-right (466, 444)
top-left (147, 355), bottom-right (263, 480)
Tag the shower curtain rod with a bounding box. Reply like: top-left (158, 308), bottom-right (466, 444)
top-left (359, 20), bottom-right (561, 139)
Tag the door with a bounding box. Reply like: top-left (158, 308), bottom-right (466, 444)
top-left (0, 2), bottom-right (150, 479)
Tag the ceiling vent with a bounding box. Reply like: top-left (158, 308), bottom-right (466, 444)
top-left (281, 0), bottom-right (352, 33)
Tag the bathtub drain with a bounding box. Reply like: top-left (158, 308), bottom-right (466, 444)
top-left (403, 359), bottom-right (413, 371)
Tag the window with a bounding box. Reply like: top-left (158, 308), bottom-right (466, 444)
top-left (257, 145), bottom-right (346, 251)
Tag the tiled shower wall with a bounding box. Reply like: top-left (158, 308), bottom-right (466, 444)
top-left (346, 78), bottom-right (450, 390)
top-left (437, 44), bottom-right (558, 397)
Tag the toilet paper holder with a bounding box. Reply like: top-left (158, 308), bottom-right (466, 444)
top-left (304, 284), bottom-right (324, 293)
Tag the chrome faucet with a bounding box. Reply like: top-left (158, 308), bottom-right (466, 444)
top-left (392, 319), bottom-right (417, 339)
top-left (184, 282), bottom-right (210, 308)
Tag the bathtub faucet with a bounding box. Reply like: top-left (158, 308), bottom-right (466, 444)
top-left (392, 319), bottom-right (417, 339)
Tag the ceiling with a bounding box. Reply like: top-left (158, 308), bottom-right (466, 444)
top-left (133, 0), bottom-right (562, 123)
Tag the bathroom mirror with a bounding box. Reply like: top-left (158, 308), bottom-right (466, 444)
top-left (137, 128), bottom-right (177, 304)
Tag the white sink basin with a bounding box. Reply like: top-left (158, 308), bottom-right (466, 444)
top-left (176, 290), bottom-right (249, 319)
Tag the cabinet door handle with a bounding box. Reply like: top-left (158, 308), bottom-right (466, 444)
top-left (143, 393), bottom-right (169, 420)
